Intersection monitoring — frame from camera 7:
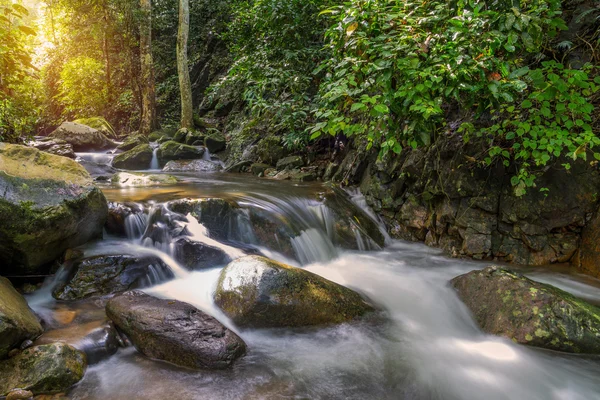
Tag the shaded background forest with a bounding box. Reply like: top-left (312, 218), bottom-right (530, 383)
top-left (1, 0), bottom-right (600, 192)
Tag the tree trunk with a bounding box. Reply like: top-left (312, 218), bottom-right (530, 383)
top-left (177, 0), bottom-right (193, 129)
top-left (139, 0), bottom-right (156, 135)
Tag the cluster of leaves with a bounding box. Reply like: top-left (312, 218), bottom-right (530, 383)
top-left (210, 0), bottom-right (333, 149)
top-left (308, 0), bottom-right (598, 193)
top-left (0, 0), bottom-right (39, 142)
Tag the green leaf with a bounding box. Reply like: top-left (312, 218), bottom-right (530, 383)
top-left (373, 104), bottom-right (389, 114)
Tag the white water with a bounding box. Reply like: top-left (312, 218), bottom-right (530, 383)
top-left (28, 174), bottom-right (600, 399)
top-left (75, 152), bottom-right (115, 165)
top-left (67, 242), bottom-right (600, 400)
top-left (149, 147), bottom-right (159, 170)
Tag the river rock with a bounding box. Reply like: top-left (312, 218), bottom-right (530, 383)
top-left (214, 255), bottom-right (374, 327)
top-left (0, 144), bottom-right (108, 275)
top-left (0, 277), bottom-right (43, 359)
top-left (110, 172), bottom-right (178, 187)
top-left (117, 134), bottom-right (149, 152)
top-left (106, 291), bottom-right (246, 369)
top-left (0, 343), bottom-right (86, 395)
top-left (105, 202), bottom-right (145, 236)
top-left (78, 159), bottom-right (117, 178)
top-left (185, 131), bottom-right (206, 146)
top-left (72, 117), bottom-right (117, 139)
top-left (49, 122), bottom-right (116, 151)
top-left (6, 389), bottom-right (33, 400)
top-left (29, 138), bottom-right (75, 159)
top-left (204, 133), bottom-right (226, 153)
top-left (168, 198), bottom-right (239, 241)
top-left (250, 163), bottom-right (270, 176)
top-left (34, 320), bottom-right (119, 364)
top-left (450, 266), bottom-right (600, 354)
top-left (276, 155), bottom-right (304, 170)
top-left (157, 141), bottom-right (205, 163)
top-left (112, 144), bottom-right (153, 170)
top-left (173, 237), bottom-right (230, 269)
top-left (53, 255), bottom-right (174, 300)
top-left (172, 128), bottom-right (191, 144)
top-left (162, 159), bottom-right (222, 173)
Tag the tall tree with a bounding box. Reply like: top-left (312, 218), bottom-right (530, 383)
top-left (176, 0), bottom-right (193, 129)
top-left (139, 0), bottom-right (156, 135)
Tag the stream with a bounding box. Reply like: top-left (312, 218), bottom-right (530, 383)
top-left (25, 168), bottom-right (600, 400)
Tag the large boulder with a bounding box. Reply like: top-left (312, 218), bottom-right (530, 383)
top-left (117, 134), bottom-right (149, 152)
top-left (451, 266), bottom-right (600, 354)
top-left (162, 159), bottom-right (222, 173)
top-left (0, 144), bottom-right (108, 275)
top-left (112, 144), bottom-right (153, 170)
top-left (0, 343), bottom-right (86, 395)
top-left (72, 117), bottom-right (117, 139)
top-left (29, 137), bottom-right (75, 159)
top-left (157, 141), bottom-right (205, 164)
top-left (0, 277), bottom-right (43, 359)
top-left (106, 291), bottom-right (246, 369)
top-left (53, 255), bottom-right (174, 301)
top-left (49, 122), bottom-right (116, 151)
top-left (214, 255), bottom-right (374, 327)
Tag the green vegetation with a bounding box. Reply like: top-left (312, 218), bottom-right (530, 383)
top-left (0, 0), bottom-right (598, 193)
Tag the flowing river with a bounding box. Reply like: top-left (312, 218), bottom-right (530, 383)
top-left (26, 171), bottom-right (600, 400)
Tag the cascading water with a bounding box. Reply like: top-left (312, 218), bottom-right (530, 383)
top-left (150, 147), bottom-right (159, 170)
top-left (25, 172), bottom-right (600, 400)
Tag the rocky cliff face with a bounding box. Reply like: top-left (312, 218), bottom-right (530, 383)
top-left (328, 136), bottom-right (600, 277)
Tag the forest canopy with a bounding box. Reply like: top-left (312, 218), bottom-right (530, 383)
top-left (0, 0), bottom-right (598, 193)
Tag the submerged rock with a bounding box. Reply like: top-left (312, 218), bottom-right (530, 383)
top-left (0, 277), bottom-right (43, 359)
top-left (110, 172), bottom-right (178, 187)
top-left (116, 134), bottom-right (149, 152)
top-left (53, 255), bottom-right (174, 300)
top-left (162, 159), bottom-right (222, 172)
top-left (0, 343), bottom-right (86, 395)
top-left (214, 255), bottom-right (374, 327)
top-left (49, 122), bottom-right (116, 151)
top-left (0, 144), bottom-right (108, 275)
top-left (451, 266), bottom-right (600, 354)
top-left (112, 144), bottom-right (153, 170)
top-left (34, 320), bottom-right (119, 364)
top-left (157, 141), bottom-right (204, 163)
top-left (173, 237), bottom-right (230, 269)
top-left (29, 138), bottom-right (75, 159)
top-left (106, 291), bottom-right (246, 369)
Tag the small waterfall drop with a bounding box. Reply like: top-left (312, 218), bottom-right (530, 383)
top-left (150, 143), bottom-right (160, 170)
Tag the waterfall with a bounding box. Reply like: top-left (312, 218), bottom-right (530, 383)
top-left (150, 145), bottom-right (160, 170)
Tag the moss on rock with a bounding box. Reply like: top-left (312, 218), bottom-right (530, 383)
top-left (214, 255), bottom-right (374, 327)
top-left (451, 266), bottom-right (600, 354)
top-left (0, 343), bottom-right (86, 395)
top-left (112, 144), bottom-right (153, 170)
top-left (157, 141), bottom-right (205, 163)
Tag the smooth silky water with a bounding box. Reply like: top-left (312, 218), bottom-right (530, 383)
top-left (26, 171), bottom-right (600, 400)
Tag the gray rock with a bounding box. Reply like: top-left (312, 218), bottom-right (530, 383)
top-left (0, 277), bottom-right (43, 359)
top-left (106, 291), bottom-right (246, 369)
top-left (49, 122), bottom-right (116, 151)
top-left (162, 159), bottom-right (222, 172)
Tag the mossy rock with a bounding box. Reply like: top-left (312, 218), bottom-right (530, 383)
top-left (52, 255), bottom-right (173, 300)
top-left (214, 255), bottom-right (374, 328)
top-left (173, 128), bottom-right (192, 144)
top-left (106, 291), bottom-right (246, 369)
top-left (0, 144), bottom-right (108, 275)
top-left (148, 128), bottom-right (175, 142)
top-left (49, 122), bottom-right (116, 151)
top-left (276, 155), bottom-right (304, 170)
top-left (451, 266), bottom-right (600, 354)
top-left (256, 136), bottom-right (285, 165)
top-left (157, 141), bottom-right (205, 163)
top-left (204, 133), bottom-right (226, 153)
top-left (112, 144), bottom-right (153, 170)
top-left (0, 277), bottom-right (43, 359)
top-left (250, 163), bottom-right (270, 176)
top-left (73, 117), bottom-right (117, 139)
top-left (185, 131), bottom-right (206, 146)
top-left (0, 343), bottom-right (86, 395)
top-left (29, 138), bottom-right (75, 159)
top-left (116, 134), bottom-right (149, 152)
